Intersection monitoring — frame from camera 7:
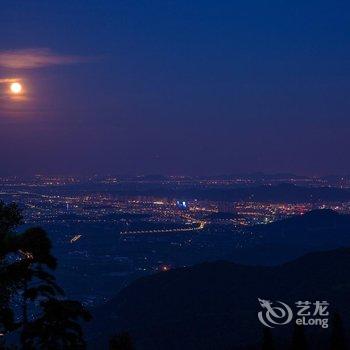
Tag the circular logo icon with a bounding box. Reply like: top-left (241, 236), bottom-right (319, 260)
top-left (258, 298), bottom-right (293, 328)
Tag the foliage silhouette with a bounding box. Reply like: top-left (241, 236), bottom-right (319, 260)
top-left (109, 332), bottom-right (134, 350)
top-left (330, 312), bottom-right (347, 350)
top-left (261, 327), bottom-right (275, 350)
top-left (0, 201), bottom-right (91, 349)
top-left (22, 299), bottom-right (92, 349)
top-left (290, 325), bottom-right (308, 350)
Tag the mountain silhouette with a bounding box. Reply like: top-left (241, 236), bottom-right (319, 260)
top-left (109, 184), bottom-right (350, 203)
top-left (255, 210), bottom-right (350, 246)
top-left (231, 209), bottom-right (350, 265)
top-left (89, 247), bottom-right (350, 349)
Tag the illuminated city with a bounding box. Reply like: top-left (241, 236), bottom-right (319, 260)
top-left (1, 174), bottom-right (350, 307)
top-left (2, 1), bottom-right (350, 348)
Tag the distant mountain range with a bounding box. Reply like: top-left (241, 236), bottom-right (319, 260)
top-left (90, 247), bottom-right (350, 349)
top-left (87, 210), bottom-right (350, 349)
top-left (251, 209), bottom-right (350, 246)
top-left (16, 180), bottom-right (350, 203)
top-left (234, 209), bottom-right (350, 265)
top-left (112, 183), bottom-right (350, 203)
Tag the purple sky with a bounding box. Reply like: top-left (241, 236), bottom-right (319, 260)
top-left (1, 1), bottom-right (350, 176)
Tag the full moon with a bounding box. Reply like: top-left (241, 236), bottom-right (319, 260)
top-left (10, 82), bottom-right (22, 94)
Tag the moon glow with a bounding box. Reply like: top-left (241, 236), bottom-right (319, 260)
top-left (10, 82), bottom-right (22, 94)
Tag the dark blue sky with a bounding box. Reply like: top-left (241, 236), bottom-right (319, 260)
top-left (0, 0), bottom-right (349, 176)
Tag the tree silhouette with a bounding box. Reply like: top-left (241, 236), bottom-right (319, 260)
top-left (0, 202), bottom-right (91, 349)
top-left (261, 327), bottom-right (275, 350)
top-left (0, 201), bottom-right (23, 337)
top-left (291, 325), bottom-right (308, 350)
top-left (109, 332), bottom-right (134, 350)
top-left (330, 312), bottom-right (347, 350)
top-left (22, 299), bottom-right (92, 349)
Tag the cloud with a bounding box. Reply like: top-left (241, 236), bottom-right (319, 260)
top-left (0, 78), bottom-right (20, 84)
top-left (0, 48), bottom-right (93, 69)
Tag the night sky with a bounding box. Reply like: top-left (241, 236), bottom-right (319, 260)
top-left (1, 0), bottom-right (350, 176)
